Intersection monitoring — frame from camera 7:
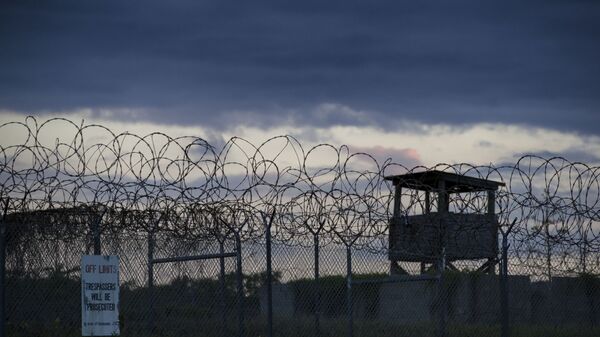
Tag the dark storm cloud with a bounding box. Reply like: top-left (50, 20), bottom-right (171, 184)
top-left (1, 0), bottom-right (599, 133)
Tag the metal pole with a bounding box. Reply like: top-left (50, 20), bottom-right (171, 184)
top-left (266, 216), bottom-right (273, 337)
top-left (346, 246), bottom-right (353, 337)
top-left (93, 214), bottom-right (101, 255)
top-left (219, 240), bottom-right (226, 332)
top-left (152, 252), bottom-right (237, 264)
top-left (235, 233), bottom-right (244, 337)
top-left (147, 230), bottom-right (155, 334)
top-left (501, 233), bottom-right (509, 337)
top-left (314, 234), bottom-right (320, 337)
top-left (437, 248), bottom-right (447, 337)
top-left (0, 211), bottom-right (6, 337)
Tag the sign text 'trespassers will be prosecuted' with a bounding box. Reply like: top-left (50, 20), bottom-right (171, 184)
top-left (81, 255), bottom-right (120, 336)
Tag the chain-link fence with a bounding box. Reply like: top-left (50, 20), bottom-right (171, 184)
top-left (2, 117), bottom-right (600, 337)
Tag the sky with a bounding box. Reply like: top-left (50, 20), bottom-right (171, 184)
top-left (1, 0), bottom-right (600, 166)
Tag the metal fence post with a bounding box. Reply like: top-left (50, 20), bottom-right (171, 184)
top-left (92, 213), bottom-right (102, 255)
top-left (235, 232), bottom-right (244, 337)
top-left (501, 232), bottom-right (510, 337)
top-left (314, 234), bottom-right (320, 337)
top-left (147, 230), bottom-right (155, 334)
top-left (437, 248), bottom-right (447, 337)
top-left (0, 199), bottom-right (7, 337)
top-left (265, 214), bottom-right (273, 337)
top-left (500, 218), bottom-right (516, 337)
top-left (0, 224), bottom-right (4, 337)
top-left (346, 245), bottom-right (353, 337)
top-left (219, 240), bottom-right (226, 332)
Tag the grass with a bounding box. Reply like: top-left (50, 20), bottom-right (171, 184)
top-left (8, 317), bottom-right (600, 337)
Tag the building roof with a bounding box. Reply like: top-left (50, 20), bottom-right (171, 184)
top-left (384, 170), bottom-right (505, 192)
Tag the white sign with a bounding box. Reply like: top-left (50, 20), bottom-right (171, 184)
top-left (81, 255), bottom-right (120, 336)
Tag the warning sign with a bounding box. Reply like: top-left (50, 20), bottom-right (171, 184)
top-left (81, 255), bottom-right (120, 336)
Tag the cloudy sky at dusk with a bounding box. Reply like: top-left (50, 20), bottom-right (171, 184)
top-left (2, 0), bottom-right (599, 166)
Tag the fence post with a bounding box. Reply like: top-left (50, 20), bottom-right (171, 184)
top-left (500, 232), bottom-right (510, 337)
top-left (0, 198), bottom-right (8, 337)
top-left (265, 213), bottom-right (273, 337)
top-left (499, 218), bottom-right (516, 337)
top-left (147, 230), bottom-right (155, 334)
top-left (219, 240), bottom-right (226, 332)
top-left (437, 248), bottom-right (447, 337)
top-left (0, 220), bottom-right (4, 337)
top-left (346, 245), bottom-right (353, 337)
top-left (314, 234), bottom-right (320, 337)
top-left (235, 232), bottom-right (244, 337)
top-left (92, 212), bottom-right (102, 255)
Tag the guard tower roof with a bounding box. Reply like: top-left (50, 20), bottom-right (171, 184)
top-left (384, 170), bottom-right (505, 193)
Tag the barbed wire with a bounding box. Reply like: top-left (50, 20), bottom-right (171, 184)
top-left (2, 117), bottom-right (600, 276)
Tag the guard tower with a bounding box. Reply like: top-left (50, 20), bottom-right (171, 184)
top-left (385, 171), bottom-right (505, 274)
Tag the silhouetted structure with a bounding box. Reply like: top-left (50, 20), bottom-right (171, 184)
top-left (385, 171), bottom-right (504, 274)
